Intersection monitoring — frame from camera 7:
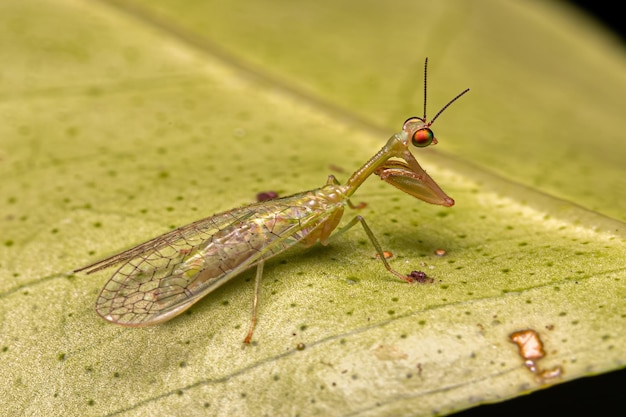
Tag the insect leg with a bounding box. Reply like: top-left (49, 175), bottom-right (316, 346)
top-left (326, 175), bottom-right (366, 209)
top-left (347, 200), bottom-right (367, 210)
top-left (334, 216), bottom-right (415, 283)
top-left (243, 260), bottom-right (264, 344)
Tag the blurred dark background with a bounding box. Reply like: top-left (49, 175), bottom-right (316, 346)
top-left (457, 2), bottom-right (624, 416)
top-left (568, 1), bottom-right (625, 41)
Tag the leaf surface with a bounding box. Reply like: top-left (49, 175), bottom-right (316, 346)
top-left (1, 0), bottom-right (624, 415)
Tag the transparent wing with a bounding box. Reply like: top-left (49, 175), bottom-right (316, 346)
top-left (76, 191), bottom-right (332, 327)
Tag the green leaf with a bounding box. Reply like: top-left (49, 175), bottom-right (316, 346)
top-left (1, 0), bottom-right (624, 415)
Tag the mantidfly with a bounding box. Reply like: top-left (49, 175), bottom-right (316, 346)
top-left (75, 58), bottom-right (469, 343)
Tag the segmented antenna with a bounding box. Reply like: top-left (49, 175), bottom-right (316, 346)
top-left (429, 88), bottom-right (470, 126)
top-left (403, 57), bottom-right (469, 129)
top-left (422, 57), bottom-right (470, 126)
top-left (423, 57), bottom-right (429, 121)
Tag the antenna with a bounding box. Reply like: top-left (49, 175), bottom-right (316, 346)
top-left (429, 88), bottom-right (470, 126)
top-left (405, 58), bottom-right (469, 128)
top-left (422, 57), bottom-right (429, 121)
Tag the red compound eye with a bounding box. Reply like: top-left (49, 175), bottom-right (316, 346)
top-left (412, 128), bottom-right (434, 147)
